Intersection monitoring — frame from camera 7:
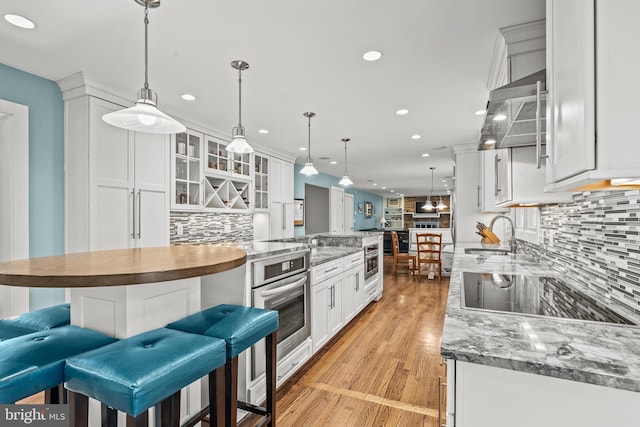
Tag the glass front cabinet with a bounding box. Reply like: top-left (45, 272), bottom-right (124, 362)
top-left (172, 131), bottom-right (253, 212)
top-left (254, 153), bottom-right (269, 211)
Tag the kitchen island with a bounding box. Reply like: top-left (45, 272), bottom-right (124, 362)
top-left (441, 243), bottom-right (640, 426)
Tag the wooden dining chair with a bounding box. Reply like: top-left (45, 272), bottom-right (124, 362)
top-left (391, 231), bottom-right (416, 275)
top-left (416, 233), bottom-right (443, 283)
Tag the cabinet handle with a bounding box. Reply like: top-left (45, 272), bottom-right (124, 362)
top-left (324, 266), bottom-right (341, 274)
top-left (476, 185), bottom-right (481, 208)
top-left (438, 375), bottom-right (447, 427)
top-left (494, 154), bottom-right (501, 196)
top-left (130, 190), bottom-right (136, 238)
top-left (355, 272), bottom-right (360, 291)
top-left (282, 204), bottom-right (286, 229)
top-left (535, 80), bottom-right (549, 169)
top-left (137, 190), bottom-right (142, 238)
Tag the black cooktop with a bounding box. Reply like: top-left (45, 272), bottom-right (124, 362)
top-left (461, 272), bottom-right (635, 326)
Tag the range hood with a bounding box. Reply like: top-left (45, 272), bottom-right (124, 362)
top-left (479, 69), bottom-right (546, 150)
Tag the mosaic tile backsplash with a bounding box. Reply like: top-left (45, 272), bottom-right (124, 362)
top-left (527, 190), bottom-right (640, 315)
top-left (170, 211), bottom-right (253, 245)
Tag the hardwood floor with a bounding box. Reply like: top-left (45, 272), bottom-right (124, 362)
top-left (18, 255), bottom-right (450, 427)
top-left (241, 255), bottom-right (450, 426)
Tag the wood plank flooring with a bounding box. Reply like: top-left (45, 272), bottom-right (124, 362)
top-left (241, 255), bottom-right (450, 426)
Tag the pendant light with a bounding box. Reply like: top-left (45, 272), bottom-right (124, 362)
top-left (102, 0), bottom-right (186, 134)
top-left (437, 195), bottom-right (448, 210)
top-left (422, 167), bottom-right (436, 211)
top-left (299, 112), bottom-right (318, 175)
top-left (339, 138), bottom-right (353, 186)
top-left (227, 60), bottom-right (254, 153)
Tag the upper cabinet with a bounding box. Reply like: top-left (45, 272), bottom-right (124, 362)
top-left (545, 0), bottom-right (640, 191)
top-left (383, 197), bottom-right (405, 229)
top-left (269, 157), bottom-right (294, 239)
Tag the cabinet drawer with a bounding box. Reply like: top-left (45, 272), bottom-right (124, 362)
top-left (343, 251), bottom-right (364, 270)
top-left (311, 258), bottom-right (343, 284)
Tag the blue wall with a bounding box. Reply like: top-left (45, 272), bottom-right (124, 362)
top-left (0, 63), bottom-right (65, 308)
top-left (293, 164), bottom-right (383, 236)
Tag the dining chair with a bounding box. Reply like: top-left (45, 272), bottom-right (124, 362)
top-left (391, 231), bottom-right (416, 275)
top-left (416, 233), bottom-right (443, 283)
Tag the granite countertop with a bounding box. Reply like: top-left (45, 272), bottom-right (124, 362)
top-left (441, 242), bottom-right (640, 393)
top-left (310, 246), bottom-right (363, 267)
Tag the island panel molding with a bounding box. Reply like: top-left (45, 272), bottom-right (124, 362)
top-left (0, 246), bottom-right (247, 288)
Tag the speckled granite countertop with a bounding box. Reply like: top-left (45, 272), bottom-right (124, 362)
top-left (310, 246), bottom-right (363, 267)
top-left (441, 242), bottom-right (640, 393)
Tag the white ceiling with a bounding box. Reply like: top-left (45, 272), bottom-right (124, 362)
top-left (1, 0), bottom-right (544, 197)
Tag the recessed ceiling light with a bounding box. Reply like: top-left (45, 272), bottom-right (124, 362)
top-left (362, 50), bottom-right (383, 62)
top-left (181, 94), bottom-right (196, 101)
top-left (330, 161), bottom-right (337, 165)
top-left (396, 109), bottom-right (409, 115)
top-left (421, 153), bottom-right (430, 157)
top-left (373, 183), bottom-right (378, 186)
top-left (444, 184), bottom-right (449, 187)
top-left (411, 134), bottom-right (421, 140)
top-left (299, 147), bottom-right (307, 151)
top-left (258, 129), bottom-right (269, 134)
top-left (475, 109), bottom-right (486, 116)
top-left (485, 139), bottom-right (497, 145)
top-left (381, 186), bottom-right (387, 190)
top-left (441, 179), bottom-right (447, 182)
top-left (4, 14), bottom-right (35, 29)
top-left (493, 114), bottom-right (507, 121)
top-left (433, 146), bottom-right (447, 150)
top-left (390, 190), bottom-right (395, 193)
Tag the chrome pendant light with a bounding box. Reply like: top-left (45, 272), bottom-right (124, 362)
top-left (437, 195), bottom-right (448, 210)
top-left (422, 167), bottom-right (436, 211)
top-left (299, 112), bottom-right (318, 175)
top-left (339, 138), bottom-right (353, 186)
top-left (226, 60), bottom-right (254, 154)
top-left (103, 0), bottom-right (186, 134)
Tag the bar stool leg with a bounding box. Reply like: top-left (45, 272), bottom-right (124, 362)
top-left (265, 331), bottom-right (277, 427)
top-left (209, 366), bottom-right (226, 427)
top-left (101, 404), bottom-right (118, 427)
top-left (68, 391), bottom-right (89, 427)
top-left (225, 356), bottom-right (239, 427)
top-left (160, 391), bottom-right (181, 427)
top-left (126, 412), bottom-right (148, 427)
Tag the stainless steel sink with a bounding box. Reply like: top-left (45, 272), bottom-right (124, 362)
top-left (464, 248), bottom-right (510, 256)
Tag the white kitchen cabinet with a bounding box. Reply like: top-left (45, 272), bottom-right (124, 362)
top-left (65, 95), bottom-right (169, 252)
top-left (253, 153), bottom-right (269, 211)
top-left (330, 186), bottom-right (345, 234)
top-left (269, 157), bottom-right (294, 239)
top-left (494, 146), bottom-right (571, 207)
top-left (383, 197), bottom-right (405, 228)
top-left (546, 0), bottom-right (640, 191)
top-left (344, 192), bottom-right (354, 233)
top-left (480, 150), bottom-right (509, 213)
top-left (342, 252), bottom-right (365, 323)
top-left (449, 360), bottom-right (639, 427)
top-left (172, 130), bottom-right (203, 210)
top-left (311, 258), bottom-right (343, 353)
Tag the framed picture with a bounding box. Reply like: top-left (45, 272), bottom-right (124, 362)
top-left (388, 198), bottom-right (400, 207)
top-left (357, 203), bottom-right (363, 214)
top-left (293, 199), bottom-right (304, 226)
top-left (364, 201), bottom-right (373, 218)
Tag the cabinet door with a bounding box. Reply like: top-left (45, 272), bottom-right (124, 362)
top-left (546, 0), bottom-right (596, 183)
top-left (344, 193), bottom-right (354, 232)
top-left (172, 131), bottom-right (203, 209)
top-left (330, 186), bottom-right (344, 234)
top-left (269, 200), bottom-right (293, 239)
top-left (92, 98), bottom-right (135, 251)
top-left (311, 281), bottom-right (330, 353)
top-left (494, 149), bottom-right (511, 205)
top-left (253, 153), bottom-right (269, 211)
top-left (343, 265), bottom-right (365, 323)
top-left (327, 275), bottom-right (344, 338)
top-left (134, 132), bottom-right (169, 248)
top-left (480, 151), bottom-right (508, 213)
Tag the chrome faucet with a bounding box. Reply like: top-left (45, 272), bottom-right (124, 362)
top-left (489, 215), bottom-right (517, 253)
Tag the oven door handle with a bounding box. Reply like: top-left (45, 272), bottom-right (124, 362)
top-left (260, 277), bottom-right (307, 297)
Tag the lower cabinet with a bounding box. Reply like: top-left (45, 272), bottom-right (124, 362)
top-left (447, 360), bottom-right (640, 427)
top-left (343, 253), bottom-right (365, 323)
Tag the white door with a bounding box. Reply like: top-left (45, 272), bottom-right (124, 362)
top-left (0, 99), bottom-right (29, 316)
top-left (344, 193), bottom-right (354, 232)
top-left (330, 186), bottom-right (344, 234)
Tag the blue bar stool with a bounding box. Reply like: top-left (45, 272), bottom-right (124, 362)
top-left (64, 327), bottom-right (227, 427)
top-left (168, 304), bottom-right (279, 427)
top-left (0, 325), bottom-right (117, 404)
top-left (0, 303), bottom-right (71, 342)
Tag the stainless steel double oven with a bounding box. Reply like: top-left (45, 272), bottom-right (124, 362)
top-left (364, 241), bottom-right (379, 280)
top-left (251, 249), bottom-right (310, 380)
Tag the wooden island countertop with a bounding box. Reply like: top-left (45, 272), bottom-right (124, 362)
top-left (0, 245), bottom-right (247, 288)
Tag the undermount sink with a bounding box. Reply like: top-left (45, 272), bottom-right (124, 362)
top-left (464, 248), bottom-right (510, 256)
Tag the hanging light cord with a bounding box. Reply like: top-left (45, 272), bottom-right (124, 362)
top-left (237, 67), bottom-right (243, 128)
top-left (307, 115), bottom-right (312, 161)
top-left (143, 4), bottom-right (149, 91)
top-left (344, 141), bottom-right (349, 175)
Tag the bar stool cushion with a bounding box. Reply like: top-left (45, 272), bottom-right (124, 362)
top-left (0, 325), bottom-right (117, 403)
top-left (0, 323), bottom-right (39, 341)
top-left (167, 304), bottom-right (279, 358)
top-left (64, 327), bottom-right (226, 417)
top-left (2, 303), bottom-right (71, 331)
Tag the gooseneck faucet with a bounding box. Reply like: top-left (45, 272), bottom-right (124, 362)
top-left (489, 215), bottom-right (517, 253)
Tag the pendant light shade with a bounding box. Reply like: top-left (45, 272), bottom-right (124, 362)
top-left (300, 112), bottom-right (318, 176)
top-left (339, 138), bottom-right (353, 186)
top-left (103, 0), bottom-right (185, 134)
top-left (437, 195), bottom-right (448, 210)
top-left (227, 60), bottom-right (254, 154)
